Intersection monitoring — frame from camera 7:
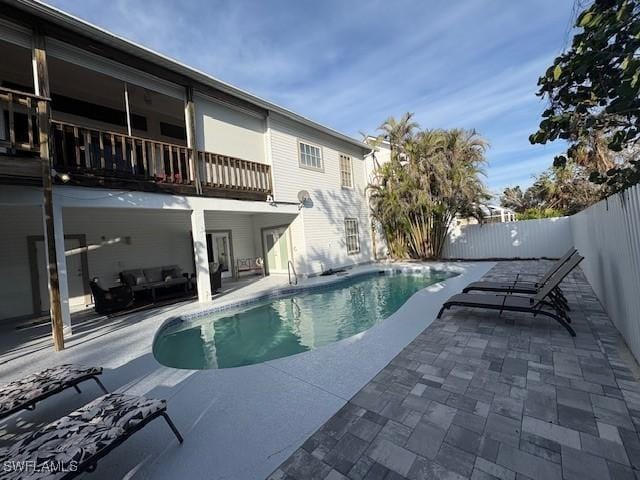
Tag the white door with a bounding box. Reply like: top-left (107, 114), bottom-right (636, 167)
top-left (263, 227), bottom-right (290, 275)
top-left (36, 238), bottom-right (88, 313)
top-left (206, 232), bottom-right (233, 279)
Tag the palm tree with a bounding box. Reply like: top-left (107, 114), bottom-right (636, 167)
top-left (368, 117), bottom-right (489, 259)
top-left (378, 112), bottom-right (419, 162)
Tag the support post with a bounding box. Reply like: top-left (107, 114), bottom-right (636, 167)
top-left (184, 86), bottom-right (202, 194)
top-left (191, 209), bottom-right (211, 302)
top-left (33, 29), bottom-right (66, 350)
top-left (124, 82), bottom-right (132, 137)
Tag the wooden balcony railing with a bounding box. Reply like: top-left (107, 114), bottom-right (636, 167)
top-left (51, 120), bottom-right (272, 199)
top-left (0, 87), bottom-right (43, 154)
top-left (0, 89), bottom-right (272, 199)
top-left (198, 151), bottom-right (271, 193)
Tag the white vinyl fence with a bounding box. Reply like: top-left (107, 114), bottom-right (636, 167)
top-left (571, 185), bottom-right (640, 362)
top-left (443, 183), bottom-right (640, 361)
top-left (443, 216), bottom-right (573, 259)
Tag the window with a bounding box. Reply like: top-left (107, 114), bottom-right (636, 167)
top-left (344, 218), bottom-right (360, 254)
top-left (160, 122), bottom-right (187, 141)
top-left (299, 141), bottom-right (323, 170)
top-left (340, 154), bottom-right (353, 188)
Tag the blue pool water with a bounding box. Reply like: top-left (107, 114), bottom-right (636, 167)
top-left (153, 270), bottom-right (457, 369)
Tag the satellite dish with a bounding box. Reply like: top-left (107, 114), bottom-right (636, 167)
top-left (297, 190), bottom-right (311, 210)
top-left (297, 190), bottom-right (310, 203)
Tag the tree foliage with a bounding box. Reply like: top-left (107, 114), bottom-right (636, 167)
top-left (368, 113), bottom-right (490, 259)
top-left (531, 0), bottom-right (640, 192)
top-left (500, 161), bottom-right (602, 217)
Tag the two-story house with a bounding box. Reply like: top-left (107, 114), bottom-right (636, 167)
top-left (0, 0), bottom-right (374, 348)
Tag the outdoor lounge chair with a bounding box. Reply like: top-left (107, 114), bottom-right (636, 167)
top-left (462, 247), bottom-right (576, 295)
top-left (461, 247), bottom-right (577, 309)
top-left (437, 254), bottom-right (584, 336)
top-left (0, 393), bottom-right (183, 479)
top-left (0, 364), bottom-right (108, 420)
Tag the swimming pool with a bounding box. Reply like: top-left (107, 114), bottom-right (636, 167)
top-left (153, 269), bottom-right (457, 369)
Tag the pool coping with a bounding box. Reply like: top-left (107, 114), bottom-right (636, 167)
top-left (154, 262), bottom-right (466, 340)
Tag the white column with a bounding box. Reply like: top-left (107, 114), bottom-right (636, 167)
top-left (500, 209), bottom-right (505, 223)
top-left (43, 200), bottom-right (72, 333)
top-left (191, 209), bottom-right (211, 302)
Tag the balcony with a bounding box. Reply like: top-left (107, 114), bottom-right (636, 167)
top-left (0, 87), bottom-right (272, 201)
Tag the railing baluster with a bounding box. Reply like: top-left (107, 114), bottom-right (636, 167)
top-left (59, 124), bottom-right (68, 167)
top-left (99, 132), bottom-right (105, 169)
top-left (110, 134), bottom-right (116, 170)
top-left (214, 154), bottom-right (221, 187)
top-left (120, 135), bottom-right (126, 172)
top-left (73, 127), bottom-right (80, 167)
top-left (158, 143), bottom-right (164, 180)
top-left (168, 145), bottom-right (174, 182)
top-left (176, 146), bottom-right (183, 183)
top-left (26, 97), bottom-right (34, 151)
top-left (130, 138), bottom-right (137, 175)
top-left (141, 140), bottom-right (148, 178)
top-left (204, 152), bottom-right (210, 186)
top-left (83, 130), bottom-right (91, 169)
top-left (8, 93), bottom-right (15, 149)
top-left (254, 162), bottom-right (259, 191)
top-left (150, 141), bottom-right (156, 178)
top-left (258, 164), bottom-right (263, 191)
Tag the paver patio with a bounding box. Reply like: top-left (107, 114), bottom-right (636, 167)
top-left (271, 261), bottom-right (640, 480)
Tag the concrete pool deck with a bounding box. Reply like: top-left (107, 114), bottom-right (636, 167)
top-left (0, 261), bottom-right (493, 480)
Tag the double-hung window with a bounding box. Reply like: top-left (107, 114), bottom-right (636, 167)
top-left (340, 154), bottom-right (353, 188)
top-left (344, 218), bottom-right (360, 254)
top-left (299, 141), bottom-right (323, 170)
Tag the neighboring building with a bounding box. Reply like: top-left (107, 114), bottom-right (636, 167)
top-left (457, 205), bottom-right (517, 226)
top-left (0, 0), bottom-right (374, 335)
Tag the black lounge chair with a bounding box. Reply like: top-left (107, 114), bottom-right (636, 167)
top-left (0, 364), bottom-right (108, 420)
top-left (462, 247), bottom-right (577, 310)
top-left (463, 247), bottom-right (576, 294)
top-left (0, 393), bottom-right (183, 479)
top-left (437, 254), bottom-right (584, 336)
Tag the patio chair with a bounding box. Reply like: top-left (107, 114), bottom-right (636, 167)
top-left (0, 364), bottom-right (108, 420)
top-left (0, 393), bottom-right (182, 479)
top-left (437, 254), bottom-right (584, 336)
top-left (210, 263), bottom-right (223, 293)
top-left (89, 277), bottom-right (134, 314)
top-left (462, 247), bottom-right (577, 309)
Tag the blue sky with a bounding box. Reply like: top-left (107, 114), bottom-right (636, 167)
top-left (46, 0), bottom-right (575, 194)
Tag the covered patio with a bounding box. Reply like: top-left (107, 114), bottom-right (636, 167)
top-left (0, 184), bottom-right (300, 340)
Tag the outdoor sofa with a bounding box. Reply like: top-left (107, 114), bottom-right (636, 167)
top-left (120, 265), bottom-right (189, 301)
top-left (437, 254), bottom-right (584, 336)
